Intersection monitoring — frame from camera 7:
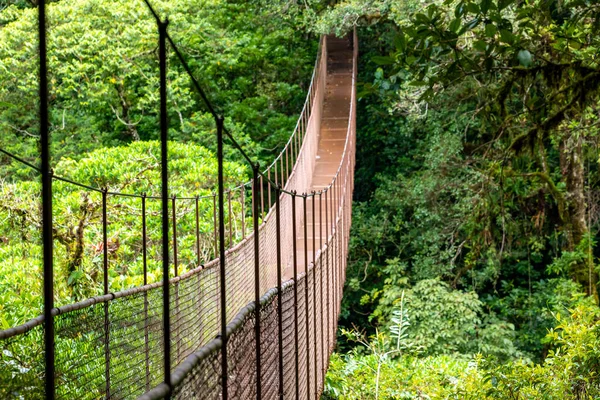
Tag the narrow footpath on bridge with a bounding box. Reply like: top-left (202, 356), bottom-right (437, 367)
top-left (286, 35), bottom-right (353, 279)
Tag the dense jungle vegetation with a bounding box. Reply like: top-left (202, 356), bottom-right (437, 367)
top-left (312, 0), bottom-right (600, 398)
top-left (1, 0), bottom-right (600, 398)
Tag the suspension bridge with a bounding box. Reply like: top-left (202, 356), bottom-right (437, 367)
top-left (0, 2), bottom-right (356, 399)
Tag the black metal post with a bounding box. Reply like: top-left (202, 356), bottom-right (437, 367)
top-left (158, 17), bottom-right (172, 396)
top-left (311, 192), bottom-right (317, 398)
top-left (171, 195), bottom-right (180, 363)
top-left (303, 194), bottom-right (310, 400)
top-left (325, 189), bottom-right (330, 352)
top-left (241, 185), bottom-right (246, 239)
top-left (275, 187), bottom-right (284, 399)
top-left (142, 194), bottom-right (150, 391)
top-left (322, 191), bottom-right (329, 355)
top-left (268, 169), bottom-right (272, 212)
top-left (291, 191), bottom-right (299, 399)
top-left (39, 0), bottom-right (54, 396)
top-left (252, 165), bottom-right (262, 399)
top-left (319, 191), bottom-right (324, 381)
top-left (142, 194), bottom-right (148, 284)
top-left (228, 190), bottom-right (233, 246)
top-left (172, 195), bottom-right (178, 277)
top-left (260, 175), bottom-right (264, 218)
top-left (102, 189), bottom-right (110, 398)
top-left (195, 196), bottom-right (200, 266)
top-left (280, 157), bottom-right (284, 188)
top-left (285, 147), bottom-right (289, 183)
top-left (331, 184), bottom-right (336, 323)
top-left (213, 193), bottom-right (218, 258)
top-left (216, 115), bottom-right (228, 399)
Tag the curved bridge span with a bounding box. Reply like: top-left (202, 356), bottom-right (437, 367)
top-left (0, 10), bottom-right (357, 399)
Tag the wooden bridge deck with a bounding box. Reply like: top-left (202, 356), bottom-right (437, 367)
top-left (285, 35), bottom-right (353, 278)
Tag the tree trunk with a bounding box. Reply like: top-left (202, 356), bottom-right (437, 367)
top-left (560, 135), bottom-right (598, 301)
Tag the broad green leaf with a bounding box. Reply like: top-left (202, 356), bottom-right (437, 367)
top-left (485, 23), bottom-right (497, 38)
top-left (449, 18), bottom-right (461, 33)
top-left (371, 56), bottom-right (395, 66)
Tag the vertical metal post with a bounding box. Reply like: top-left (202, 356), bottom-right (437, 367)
top-left (291, 191), bottom-right (299, 400)
top-left (337, 177), bottom-right (342, 300)
top-left (319, 191), bottom-right (324, 380)
top-left (228, 190), bottom-right (233, 247)
top-left (296, 125), bottom-right (300, 158)
top-left (311, 192), bottom-right (317, 398)
top-left (303, 194), bottom-right (310, 400)
top-left (325, 189), bottom-right (330, 351)
top-left (268, 169), bottom-right (272, 211)
top-left (38, 10), bottom-right (59, 400)
top-left (39, 0), bottom-right (54, 396)
top-left (195, 196), bottom-right (201, 266)
top-left (331, 183), bottom-right (336, 321)
top-left (158, 18), bottom-right (172, 396)
top-left (280, 157), bottom-right (284, 188)
top-left (216, 115), bottom-right (228, 399)
top-left (171, 195), bottom-right (180, 363)
top-left (275, 187), bottom-right (284, 399)
top-left (322, 192), bottom-right (328, 355)
top-left (250, 180), bottom-right (255, 233)
top-left (142, 194), bottom-right (150, 391)
top-left (291, 135), bottom-right (295, 168)
top-left (102, 188), bottom-right (110, 398)
top-left (213, 193), bottom-right (218, 258)
top-left (172, 195), bottom-right (178, 277)
top-left (252, 166), bottom-right (262, 400)
top-left (260, 175), bottom-right (264, 218)
top-left (241, 185), bottom-right (246, 239)
top-left (142, 194), bottom-right (148, 285)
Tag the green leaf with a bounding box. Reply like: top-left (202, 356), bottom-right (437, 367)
top-left (481, 0), bottom-right (492, 13)
top-left (473, 40), bottom-right (487, 51)
top-left (500, 29), bottom-right (515, 44)
top-left (455, 3), bottom-right (465, 18)
top-left (371, 56), bottom-right (395, 66)
top-left (466, 3), bottom-right (480, 14)
top-left (394, 33), bottom-right (406, 52)
top-left (460, 17), bottom-right (480, 33)
top-left (449, 18), bottom-right (462, 33)
top-left (415, 13), bottom-right (430, 24)
top-left (485, 23), bottom-right (497, 38)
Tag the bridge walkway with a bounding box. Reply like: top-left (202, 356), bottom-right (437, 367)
top-left (283, 35), bottom-right (353, 280)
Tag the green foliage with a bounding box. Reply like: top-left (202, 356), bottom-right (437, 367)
top-left (326, 303), bottom-right (600, 399)
top-left (0, 141), bottom-right (247, 326)
top-left (324, 351), bottom-right (488, 399)
top-left (0, 0), bottom-right (315, 178)
top-left (482, 304), bottom-right (600, 399)
top-left (317, 0), bottom-right (600, 396)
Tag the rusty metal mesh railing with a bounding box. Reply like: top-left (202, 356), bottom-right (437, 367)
top-left (0, 0), bottom-right (356, 396)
